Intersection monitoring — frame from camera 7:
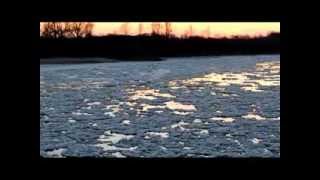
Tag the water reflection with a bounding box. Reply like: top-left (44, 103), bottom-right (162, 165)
top-left (128, 88), bottom-right (175, 101)
top-left (140, 104), bottom-right (165, 111)
top-left (52, 80), bottom-right (115, 90)
top-left (104, 104), bottom-right (121, 117)
top-left (167, 61), bottom-right (280, 93)
top-left (242, 112), bottom-right (266, 120)
top-left (165, 101), bottom-right (197, 111)
top-left (173, 111), bottom-right (193, 115)
top-left (125, 86), bottom-right (197, 116)
top-left (138, 101), bottom-right (197, 114)
top-left (117, 61), bottom-right (279, 121)
top-left (256, 62), bottom-right (280, 73)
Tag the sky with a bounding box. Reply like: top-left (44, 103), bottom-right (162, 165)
top-left (40, 22), bottom-right (280, 38)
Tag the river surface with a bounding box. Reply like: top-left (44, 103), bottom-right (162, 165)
top-left (40, 55), bottom-right (280, 158)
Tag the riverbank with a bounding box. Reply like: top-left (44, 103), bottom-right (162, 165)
top-left (40, 54), bottom-right (280, 64)
top-left (39, 33), bottom-right (280, 61)
top-left (40, 57), bottom-right (165, 64)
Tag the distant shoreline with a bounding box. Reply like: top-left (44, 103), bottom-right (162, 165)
top-left (40, 54), bottom-right (280, 64)
top-left (39, 33), bottom-right (280, 64)
top-left (39, 57), bottom-right (164, 64)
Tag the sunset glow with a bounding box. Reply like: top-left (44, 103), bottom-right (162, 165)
top-left (92, 22), bottom-right (280, 37)
top-left (40, 22), bottom-right (280, 38)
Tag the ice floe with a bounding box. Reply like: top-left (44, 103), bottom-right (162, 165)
top-left (140, 104), bottom-right (166, 112)
top-left (165, 101), bottom-right (197, 111)
top-left (168, 61), bottom-right (279, 93)
top-left (210, 117), bottom-right (235, 123)
top-left (145, 132), bottom-right (169, 139)
top-left (72, 111), bottom-right (91, 116)
top-left (98, 130), bottom-right (134, 144)
top-left (198, 129), bottom-right (209, 135)
top-left (95, 131), bottom-right (137, 152)
top-left (210, 92), bottom-right (217, 96)
top-left (104, 112), bottom-right (116, 117)
top-left (68, 119), bottom-right (76, 123)
top-left (193, 119), bottom-right (202, 123)
top-left (46, 148), bottom-right (65, 158)
top-left (173, 111), bottom-right (193, 115)
top-left (242, 113), bottom-right (266, 120)
top-left (171, 121), bottom-right (190, 131)
top-left (92, 123), bottom-right (97, 127)
top-left (128, 88), bottom-right (175, 101)
top-left (160, 146), bottom-right (168, 150)
top-left (121, 120), bottom-right (131, 125)
top-left (111, 152), bottom-right (126, 158)
top-left (87, 102), bottom-right (101, 106)
top-left (250, 138), bottom-right (261, 144)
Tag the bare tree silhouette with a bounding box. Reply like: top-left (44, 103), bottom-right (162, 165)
top-left (201, 26), bottom-right (211, 38)
top-left (42, 23), bottom-right (64, 38)
top-left (189, 25), bottom-right (193, 37)
top-left (182, 25), bottom-right (194, 38)
top-left (41, 22), bottom-right (94, 38)
top-left (138, 23), bottom-right (144, 35)
top-left (206, 26), bottom-right (211, 38)
top-left (119, 23), bottom-right (129, 35)
top-left (165, 22), bottom-right (173, 37)
top-left (65, 23), bottom-right (94, 38)
top-left (151, 23), bottom-right (161, 35)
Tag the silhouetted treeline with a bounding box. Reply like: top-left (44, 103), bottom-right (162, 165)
top-left (39, 32), bottom-right (280, 61)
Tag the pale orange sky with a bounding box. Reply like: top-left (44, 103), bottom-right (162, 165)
top-left (40, 22), bottom-right (280, 37)
top-left (93, 22), bottom-right (280, 37)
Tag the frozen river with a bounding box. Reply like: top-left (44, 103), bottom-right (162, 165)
top-left (40, 55), bottom-right (280, 158)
